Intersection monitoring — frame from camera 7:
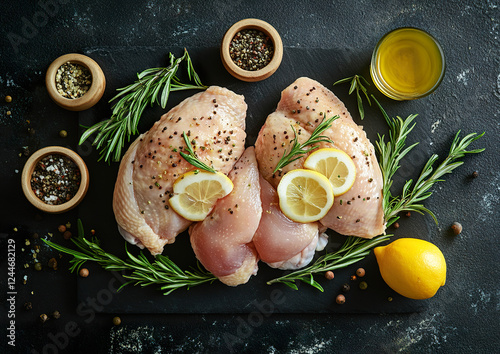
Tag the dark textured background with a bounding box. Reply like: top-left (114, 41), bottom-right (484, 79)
top-left (1, 1), bottom-right (499, 353)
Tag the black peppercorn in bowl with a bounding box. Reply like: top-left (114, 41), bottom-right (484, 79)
top-left (46, 53), bottom-right (106, 111)
top-left (221, 18), bottom-right (283, 82)
top-left (21, 146), bottom-right (90, 214)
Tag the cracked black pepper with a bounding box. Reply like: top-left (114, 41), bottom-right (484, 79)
top-left (30, 154), bottom-right (81, 205)
top-left (230, 29), bottom-right (274, 71)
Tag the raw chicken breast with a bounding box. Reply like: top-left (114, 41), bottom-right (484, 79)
top-left (253, 176), bottom-right (319, 270)
top-left (113, 86), bottom-right (247, 255)
top-left (189, 147), bottom-right (261, 286)
top-left (255, 77), bottom-right (385, 238)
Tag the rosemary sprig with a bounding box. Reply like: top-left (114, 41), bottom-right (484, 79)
top-left (266, 234), bottom-right (392, 291)
top-left (382, 128), bottom-right (485, 227)
top-left (42, 220), bottom-right (216, 295)
top-left (79, 49), bottom-right (207, 163)
top-left (333, 75), bottom-right (371, 119)
top-left (273, 116), bottom-right (338, 173)
top-left (179, 131), bottom-right (216, 173)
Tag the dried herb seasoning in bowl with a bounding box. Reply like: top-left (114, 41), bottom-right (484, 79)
top-left (55, 62), bottom-right (92, 99)
top-left (21, 146), bottom-right (89, 214)
top-left (46, 53), bottom-right (106, 111)
top-left (221, 18), bottom-right (283, 82)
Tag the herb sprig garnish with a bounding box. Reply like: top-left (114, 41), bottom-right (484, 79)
top-left (373, 98), bottom-right (485, 227)
top-left (382, 127), bottom-right (485, 227)
top-left (79, 49), bottom-right (207, 163)
top-left (266, 235), bottom-right (392, 291)
top-left (273, 116), bottom-right (338, 173)
top-left (333, 75), bottom-right (371, 119)
top-left (267, 107), bottom-right (484, 291)
top-left (179, 131), bottom-right (216, 173)
top-left (43, 220), bottom-right (216, 295)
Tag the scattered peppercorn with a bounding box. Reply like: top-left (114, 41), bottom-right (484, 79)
top-left (34, 262), bottom-right (42, 271)
top-left (471, 171), bottom-right (479, 178)
top-left (63, 230), bottom-right (72, 239)
top-left (112, 316), bottom-right (122, 326)
top-left (451, 222), bottom-right (462, 235)
top-left (336, 294), bottom-right (346, 305)
top-left (6, 111), bottom-right (11, 115)
top-left (32, 232), bottom-right (39, 239)
top-left (22, 146), bottom-right (30, 156)
top-left (405, 211), bottom-right (411, 217)
top-left (356, 268), bottom-right (365, 277)
top-left (393, 222), bottom-right (400, 229)
top-left (40, 313), bottom-right (49, 323)
top-left (24, 302), bottom-right (32, 311)
top-left (79, 268), bottom-right (89, 277)
top-left (325, 271), bottom-right (334, 280)
top-left (58, 225), bottom-right (67, 233)
top-left (5, 95), bottom-right (12, 103)
top-left (28, 127), bottom-right (36, 136)
top-left (388, 297), bottom-right (393, 302)
top-left (52, 311), bottom-right (61, 319)
top-left (48, 258), bottom-right (58, 270)
top-left (359, 281), bottom-right (368, 290)
top-left (341, 283), bottom-right (350, 292)
top-left (59, 130), bottom-right (68, 138)
top-left (350, 275), bottom-right (357, 281)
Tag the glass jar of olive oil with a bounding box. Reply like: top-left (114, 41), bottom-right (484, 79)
top-left (370, 27), bottom-right (445, 100)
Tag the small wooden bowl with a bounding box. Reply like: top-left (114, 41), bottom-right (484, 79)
top-left (46, 53), bottom-right (106, 111)
top-left (221, 18), bottom-right (283, 82)
top-left (21, 146), bottom-right (90, 214)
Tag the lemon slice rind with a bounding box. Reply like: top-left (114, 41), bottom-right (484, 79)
top-left (169, 170), bottom-right (233, 221)
top-left (277, 169), bottom-right (334, 223)
top-left (303, 148), bottom-right (356, 196)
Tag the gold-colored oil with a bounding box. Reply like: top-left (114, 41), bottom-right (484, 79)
top-left (375, 28), bottom-right (444, 97)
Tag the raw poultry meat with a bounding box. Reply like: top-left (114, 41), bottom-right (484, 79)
top-left (190, 147), bottom-right (261, 286)
top-left (255, 77), bottom-right (385, 238)
top-left (113, 86), bottom-right (247, 255)
top-left (253, 176), bottom-right (322, 270)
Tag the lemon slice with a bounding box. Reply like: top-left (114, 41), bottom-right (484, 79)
top-left (277, 169), bottom-right (334, 223)
top-left (169, 170), bottom-right (233, 221)
top-left (303, 148), bottom-right (356, 196)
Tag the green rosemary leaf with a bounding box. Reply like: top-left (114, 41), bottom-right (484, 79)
top-left (334, 75), bottom-right (372, 120)
top-left (356, 90), bottom-right (364, 119)
top-left (179, 131), bottom-right (217, 173)
top-left (349, 78), bottom-right (357, 95)
top-left (79, 49), bottom-right (206, 163)
top-left (333, 76), bottom-right (354, 86)
top-left (273, 116), bottom-right (338, 173)
top-left (300, 276), bottom-right (324, 292)
top-left (43, 219), bottom-right (216, 295)
top-left (282, 281), bottom-right (299, 291)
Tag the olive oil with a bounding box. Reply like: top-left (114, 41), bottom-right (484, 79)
top-left (371, 28), bottom-right (445, 100)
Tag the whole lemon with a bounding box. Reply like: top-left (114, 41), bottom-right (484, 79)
top-left (374, 238), bottom-right (446, 300)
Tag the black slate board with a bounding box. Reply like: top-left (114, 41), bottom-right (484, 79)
top-left (77, 46), bottom-right (430, 314)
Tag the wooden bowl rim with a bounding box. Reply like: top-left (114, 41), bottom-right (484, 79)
top-left (21, 146), bottom-right (90, 214)
top-left (221, 18), bottom-right (283, 82)
top-left (45, 53), bottom-right (106, 111)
